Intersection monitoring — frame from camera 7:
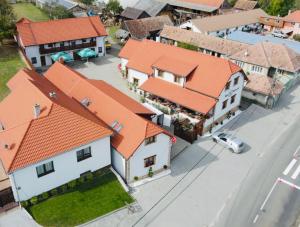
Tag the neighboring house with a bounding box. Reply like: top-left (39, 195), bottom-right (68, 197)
top-left (121, 7), bottom-right (150, 20)
top-left (243, 74), bottom-right (284, 108)
top-left (234, 0), bottom-right (258, 11)
top-left (260, 11), bottom-right (300, 35)
top-left (0, 68), bottom-right (113, 202)
top-left (119, 39), bottom-right (246, 136)
top-left (226, 31), bottom-right (300, 54)
top-left (122, 16), bottom-right (173, 40)
top-left (45, 63), bottom-right (174, 184)
top-left (180, 8), bottom-right (267, 35)
top-left (159, 25), bottom-right (249, 58)
top-left (230, 41), bottom-right (300, 90)
top-left (15, 16), bottom-right (107, 68)
top-left (133, 0), bottom-right (168, 17)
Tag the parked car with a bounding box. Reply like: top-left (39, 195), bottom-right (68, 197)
top-left (272, 30), bottom-right (288, 39)
top-left (212, 132), bottom-right (245, 153)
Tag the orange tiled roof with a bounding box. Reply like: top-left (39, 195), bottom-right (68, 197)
top-left (140, 77), bottom-right (216, 114)
top-left (16, 16), bottom-right (107, 46)
top-left (120, 39), bottom-right (242, 98)
top-left (285, 10), bottom-right (300, 23)
top-left (178, 0), bottom-right (224, 8)
top-left (0, 69), bottom-right (112, 173)
top-left (45, 63), bottom-right (171, 159)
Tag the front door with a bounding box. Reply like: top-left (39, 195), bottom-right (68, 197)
top-left (40, 56), bottom-right (46, 66)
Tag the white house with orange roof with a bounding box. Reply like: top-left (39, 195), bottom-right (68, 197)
top-left (0, 63), bottom-right (174, 202)
top-left (15, 16), bottom-right (107, 68)
top-left (119, 39), bottom-right (247, 137)
top-left (0, 68), bottom-right (112, 202)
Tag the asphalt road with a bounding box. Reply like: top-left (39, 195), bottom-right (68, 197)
top-left (218, 115), bottom-right (300, 227)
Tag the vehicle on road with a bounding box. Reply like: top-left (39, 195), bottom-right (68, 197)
top-left (271, 30), bottom-right (288, 38)
top-left (212, 132), bottom-right (245, 153)
top-left (105, 40), bottom-right (112, 50)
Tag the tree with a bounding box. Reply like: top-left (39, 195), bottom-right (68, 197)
top-left (0, 0), bottom-right (16, 44)
top-left (79, 0), bottom-right (94, 6)
top-left (259, 0), bottom-right (295, 16)
top-left (106, 0), bottom-right (123, 15)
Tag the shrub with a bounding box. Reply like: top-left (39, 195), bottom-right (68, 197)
top-left (68, 180), bottom-right (77, 189)
top-left (60, 184), bottom-right (68, 193)
top-left (86, 172), bottom-right (94, 181)
top-left (78, 176), bottom-right (85, 184)
top-left (39, 192), bottom-right (49, 201)
top-left (21, 200), bottom-right (29, 208)
top-left (134, 176), bottom-right (139, 181)
top-left (148, 167), bottom-right (153, 177)
top-left (50, 188), bottom-right (58, 196)
top-left (294, 34), bottom-right (300, 42)
top-left (30, 196), bottom-right (38, 205)
top-left (140, 96), bottom-right (146, 103)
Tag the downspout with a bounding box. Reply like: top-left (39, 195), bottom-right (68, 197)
top-left (10, 172), bottom-right (20, 203)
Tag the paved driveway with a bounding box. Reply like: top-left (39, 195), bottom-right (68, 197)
top-left (70, 47), bottom-right (139, 101)
top-left (0, 207), bottom-right (39, 227)
top-left (83, 82), bottom-right (300, 227)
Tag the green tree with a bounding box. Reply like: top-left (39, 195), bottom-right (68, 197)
top-left (44, 4), bottom-right (74, 19)
top-left (79, 0), bottom-right (94, 6)
top-left (0, 0), bottom-right (16, 44)
top-left (259, 0), bottom-right (295, 16)
top-left (106, 0), bottom-right (123, 15)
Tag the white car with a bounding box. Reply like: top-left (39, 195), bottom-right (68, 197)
top-left (271, 30), bottom-right (288, 39)
top-left (212, 132), bottom-right (245, 154)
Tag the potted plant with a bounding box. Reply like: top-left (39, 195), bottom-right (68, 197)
top-left (148, 167), bottom-right (153, 177)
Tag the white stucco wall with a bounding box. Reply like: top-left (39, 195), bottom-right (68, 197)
top-left (121, 58), bottom-right (128, 71)
top-left (25, 46), bottom-right (41, 67)
top-left (128, 133), bottom-right (171, 182)
top-left (96, 36), bottom-right (106, 56)
top-left (9, 136), bottom-right (111, 201)
top-left (128, 69), bottom-right (149, 86)
top-left (111, 148), bottom-right (126, 180)
top-left (154, 68), bottom-right (185, 87)
top-left (204, 72), bottom-right (244, 128)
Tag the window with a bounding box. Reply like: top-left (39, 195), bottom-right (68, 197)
top-left (236, 61), bottom-right (244, 67)
top-left (36, 161), bottom-right (54, 177)
top-left (278, 69), bottom-right (284, 74)
top-left (144, 155), bottom-right (156, 167)
top-left (31, 57), bottom-right (37, 64)
top-left (82, 39), bottom-right (86, 42)
top-left (98, 47), bottom-right (102, 53)
top-left (145, 136), bottom-right (156, 145)
top-left (231, 95), bottom-right (236, 104)
top-left (225, 81), bottom-right (231, 90)
top-left (133, 78), bottom-right (139, 85)
top-left (222, 100), bottom-right (228, 109)
top-left (234, 77), bottom-right (239, 85)
top-left (251, 65), bottom-right (263, 73)
top-left (77, 147), bottom-right (92, 162)
top-left (48, 43), bottom-right (53, 48)
top-left (174, 76), bottom-right (180, 83)
top-left (71, 41), bottom-right (76, 46)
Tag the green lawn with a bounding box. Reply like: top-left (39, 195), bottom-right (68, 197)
top-left (0, 46), bottom-right (26, 101)
top-left (108, 25), bottom-right (120, 43)
top-left (28, 171), bottom-right (134, 227)
top-left (12, 3), bottom-right (49, 22)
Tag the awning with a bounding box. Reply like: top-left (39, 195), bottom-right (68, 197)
top-left (77, 48), bottom-right (97, 59)
top-left (51, 52), bottom-right (73, 62)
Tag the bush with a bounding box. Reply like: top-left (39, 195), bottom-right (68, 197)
top-left (140, 96), bottom-right (146, 103)
top-left (21, 200), bottom-right (29, 208)
top-left (86, 172), bottom-right (94, 181)
top-left (30, 196), bottom-right (38, 205)
top-left (68, 180), bottom-right (77, 189)
top-left (134, 176), bottom-right (139, 181)
top-left (50, 188), bottom-right (58, 196)
top-left (294, 34), bottom-right (300, 42)
top-left (148, 167), bottom-right (153, 177)
top-left (39, 192), bottom-right (49, 201)
top-left (60, 184), bottom-right (68, 193)
top-left (78, 176), bottom-right (86, 184)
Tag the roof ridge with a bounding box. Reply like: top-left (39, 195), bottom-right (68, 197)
top-left (261, 42), bottom-right (271, 67)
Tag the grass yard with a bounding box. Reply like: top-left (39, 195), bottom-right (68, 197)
top-left (0, 46), bottom-right (25, 101)
top-left (12, 3), bottom-right (49, 22)
top-left (28, 171), bottom-right (134, 227)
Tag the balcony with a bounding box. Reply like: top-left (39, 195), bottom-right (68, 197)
top-left (39, 41), bottom-right (97, 55)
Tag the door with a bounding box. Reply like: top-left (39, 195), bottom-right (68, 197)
top-left (40, 56), bottom-right (46, 66)
top-left (0, 188), bottom-right (15, 207)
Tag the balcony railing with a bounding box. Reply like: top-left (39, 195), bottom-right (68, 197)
top-left (39, 41), bottom-right (97, 54)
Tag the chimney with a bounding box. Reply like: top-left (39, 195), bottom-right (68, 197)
top-left (0, 122), bottom-right (4, 131)
top-left (33, 104), bottom-right (41, 118)
top-left (49, 91), bottom-right (57, 98)
top-left (244, 51), bottom-right (249, 57)
top-left (3, 144), bottom-right (10, 150)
